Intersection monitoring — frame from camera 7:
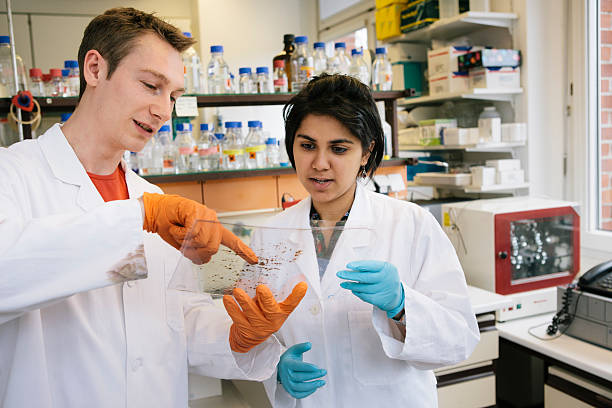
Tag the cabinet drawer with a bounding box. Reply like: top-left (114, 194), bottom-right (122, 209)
top-left (203, 177), bottom-right (277, 212)
top-left (438, 374), bottom-right (495, 408)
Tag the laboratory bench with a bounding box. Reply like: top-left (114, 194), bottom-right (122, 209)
top-left (496, 313), bottom-right (612, 407)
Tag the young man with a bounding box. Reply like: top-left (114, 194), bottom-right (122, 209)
top-left (0, 8), bottom-right (305, 407)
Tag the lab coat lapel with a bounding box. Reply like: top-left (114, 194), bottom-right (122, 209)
top-left (38, 123), bottom-right (104, 211)
top-left (321, 183), bottom-right (376, 297)
top-left (287, 196), bottom-right (323, 300)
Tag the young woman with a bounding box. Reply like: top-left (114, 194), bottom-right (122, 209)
top-left (259, 74), bottom-right (479, 406)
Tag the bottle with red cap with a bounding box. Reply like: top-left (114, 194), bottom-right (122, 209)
top-left (273, 60), bottom-right (288, 93)
top-left (49, 69), bottom-right (63, 97)
top-left (29, 68), bottom-right (44, 97)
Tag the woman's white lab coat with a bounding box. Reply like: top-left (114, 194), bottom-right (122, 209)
top-left (0, 124), bottom-right (281, 408)
top-left (259, 183), bottom-right (480, 407)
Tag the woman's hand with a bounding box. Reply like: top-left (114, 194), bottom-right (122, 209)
top-left (277, 342), bottom-right (326, 399)
top-left (337, 260), bottom-right (405, 319)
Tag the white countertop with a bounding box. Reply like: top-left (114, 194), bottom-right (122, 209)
top-left (497, 313), bottom-right (612, 383)
top-left (467, 285), bottom-right (513, 315)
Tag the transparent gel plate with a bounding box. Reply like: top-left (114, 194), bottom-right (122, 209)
top-left (168, 218), bottom-right (373, 298)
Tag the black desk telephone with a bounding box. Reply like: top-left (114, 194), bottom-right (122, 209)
top-left (578, 259), bottom-right (612, 298)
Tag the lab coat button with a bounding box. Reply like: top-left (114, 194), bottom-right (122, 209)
top-left (309, 304), bottom-right (321, 315)
top-left (131, 357), bottom-right (143, 371)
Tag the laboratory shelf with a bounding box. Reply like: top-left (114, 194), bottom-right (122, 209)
top-left (399, 142), bottom-right (526, 152)
top-left (412, 181), bottom-right (530, 193)
top-left (383, 11), bottom-right (518, 44)
top-left (143, 158), bottom-right (410, 184)
top-left (400, 88), bottom-right (523, 106)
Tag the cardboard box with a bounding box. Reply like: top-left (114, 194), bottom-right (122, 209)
top-left (501, 123), bottom-right (527, 143)
top-left (427, 46), bottom-right (480, 77)
top-left (428, 71), bottom-right (469, 95)
top-left (485, 159), bottom-right (521, 171)
top-left (418, 118), bottom-right (457, 145)
top-left (398, 127), bottom-right (422, 145)
top-left (496, 169), bottom-right (525, 185)
top-left (457, 49), bottom-right (521, 71)
top-left (400, 0), bottom-right (439, 33)
top-left (443, 127), bottom-right (479, 145)
top-left (470, 166), bottom-right (496, 187)
top-left (470, 66), bottom-right (520, 89)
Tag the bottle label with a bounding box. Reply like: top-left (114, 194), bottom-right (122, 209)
top-left (274, 78), bottom-right (286, 86)
top-left (245, 145), bottom-right (266, 153)
top-left (199, 146), bottom-right (218, 156)
top-left (223, 149), bottom-right (244, 163)
top-left (179, 147), bottom-right (194, 155)
top-left (163, 159), bottom-right (175, 168)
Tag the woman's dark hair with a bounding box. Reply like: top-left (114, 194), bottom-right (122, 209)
top-left (283, 74), bottom-right (385, 178)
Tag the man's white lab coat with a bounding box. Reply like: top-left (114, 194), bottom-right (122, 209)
top-left (0, 124), bottom-right (281, 407)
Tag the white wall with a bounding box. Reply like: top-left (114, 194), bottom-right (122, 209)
top-left (192, 0), bottom-right (317, 140)
top-left (513, 0), bottom-right (568, 200)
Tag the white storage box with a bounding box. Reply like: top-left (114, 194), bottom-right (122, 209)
top-left (419, 119), bottom-right (457, 146)
top-left (496, 169), bottom-right (525, 185)
top-left (429, 72), bottom-right (469, 95)
top-left (414, 172), bottom-right (472, 186)
top-left (427, 46), bottom-right (480, 77)
top-left (485, 159), bottom-right (521, 171)
top-left (501, 123), bottom-right (527, 143)
top-left (470, 166), bottom-right (496, 187)
top-left (443, 128), bottom-right (479, 145)
top-left (470, 67), bottom-right (520, 89)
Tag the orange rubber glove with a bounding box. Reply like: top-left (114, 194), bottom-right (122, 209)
top-left (223, 282), bottom-right (308, 353)
top-left (142, 192), bottom-right (257, 265)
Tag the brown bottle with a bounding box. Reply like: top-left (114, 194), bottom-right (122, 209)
top-left (273, 34), bottom-right (295, 91)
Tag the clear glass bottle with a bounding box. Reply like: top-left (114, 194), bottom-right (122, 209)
top-left (149, 132), bottom-right (164, 175)
top-left (372, 47), bottom-right (393, 91)
top-left (290, 36), bottom-right (314, 92)
top-left (273, 60), bottom-right (288, 93)
top-left (349, 49), bottom-right (371, 86)
top-left (278, 138), bottom-right (290, 167)
top-left (64, 60), bottom-right (80, 97)
top-left (158, 125), bottom-right (177, 174)
top-left (214, 133), bottom-right (226, 169)
top-left (223, 121), bottom-right (245, 170)
top-left (175, 122), bottom-right (196, 173)
top-left (256, 67), bottom-right (272, 93)
top-left (238, 67), bottom-right (253, 94)
top-left (49, 69), bottom-right (63, 97)
top-left (265, 137), bottom-right (279, 167)
top-left (197, 123), bottom-right (219, 171)
top-left (207, 45), bottom-right (231, 94)
top-left (273, 34), bottom-right (295, 91)
top-left (313, 42), bottom-right (327, 76)
top-left (0, 36), bottom-right (28, 97)
top-left (245, 120), bottom-right (267, 169)
top-left (327, 42), bottom-right (351, 75)
top-left (182, 32), bottom-right (202, 94)
top-left (137, 139), bottom-right (152, 176)
top-left (61, 69), bottom-right (71, 97)
top-left (29, 68), bottom-right (44, 97)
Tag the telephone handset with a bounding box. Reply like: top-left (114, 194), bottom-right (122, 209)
top-left (578, 259), bottom-right (612, 298)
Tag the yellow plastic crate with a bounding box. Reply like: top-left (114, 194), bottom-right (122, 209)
top-left (376, 4), bottom-right (406, 41)
top-left (376, 0), bottom-right (409, 9)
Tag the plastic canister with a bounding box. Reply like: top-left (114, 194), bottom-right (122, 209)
top-left (478, 106), bottom-right (501, 143)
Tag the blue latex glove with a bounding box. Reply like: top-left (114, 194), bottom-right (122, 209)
top-left (277, 342), bottom-right (326, 399)
top-left (337, 260), bottom-right (405, 319)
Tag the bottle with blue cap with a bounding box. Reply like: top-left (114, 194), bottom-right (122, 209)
top-left (265, 136), bottom-right (279, 167)
top-left (372, 47), bottom-right (393, 91)
top-left (181, 32), bottom-right (202, 94)
top-left (256, 67), bottom-right (272, 93)
top-left (157, 124), bottom-right (177, 174)
top-left (64, 60), bottom-right (80, 96)
top-left (289, 36), bottom-right (314, 92)
top-left (349, 48), bottom-right (371, 86)
top-left (223, 121), bottom-right (245, 170)
top-left (313, 42), bottom-right (327, 76)
top-left (175, 122), bottom-right (196, 173)
top-left (0, 35), bottom-right (28, 97)
top-left (207, 45), bottom-right (231, 94)
top-left (214, 133), bottom-right (226, 169)
top-left (196, 123), bottom-right (219, 171)
top-left (245, 120), bottom-right (267, 169)
top-left (238, 67), bottom-right (253, 94)
top-left (327, 42), bottom-right (351, 75)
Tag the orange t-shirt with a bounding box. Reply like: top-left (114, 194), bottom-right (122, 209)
top-left (87, 165), bottom-right (130, 202)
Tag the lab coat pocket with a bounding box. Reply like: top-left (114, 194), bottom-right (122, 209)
top-left (162, 246), bottom-right (185, 332)
top-left (348, 310), bottom-right (407, 386)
